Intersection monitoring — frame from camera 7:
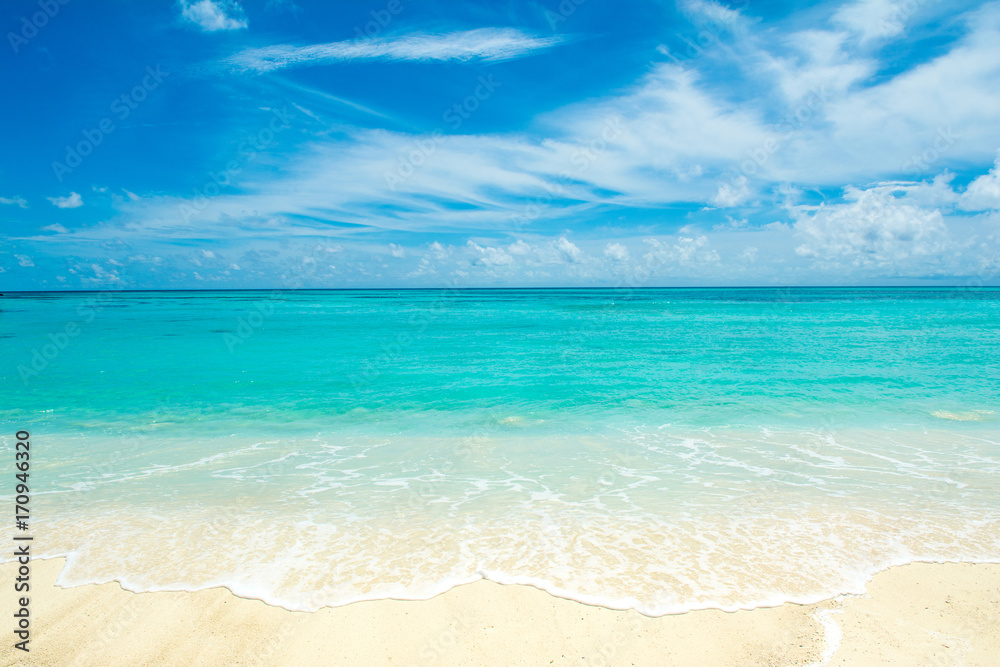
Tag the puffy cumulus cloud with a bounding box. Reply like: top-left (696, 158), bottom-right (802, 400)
top-left (960, 152), bottom-right (1000, 211)
top-left (467, 240), bottom-right (516, 267)
top-left (555, 237), bottom-right (583, 263)
top-left (428, 241), bottom-right (449, 260)
top-left (407, 233), bottom-right (801, 286)
top-left (47, 192), bottom-right (83, 209)
top-left (712, 178), bottom-right (751, 207)
top-left (464, 237), bottom-right (585, 271)
top-left (890, 173), bottom-right (960, 209)
top-left (89, 264), bottom-right (124, 284)
top-left (175, 243), bottom-right (344, 287)
top-left (827, 160), bottom-right (1000, 214)
top-left (507, 239), bottom-right (532, 256)
top-left (642, 235), bottom-right (720, 267)
top-left (179, 0), bottom-right (247, 32)
top-left (792, 184), bottom-right (949, 270)
top-left (604, 242), bottom-right (630, 262)
top-left (62, 261), bottom-right (124, 286)
top-left (10, 218), bottom-right (992, 290)
top-left (411, 237), bottom-right (634, 284)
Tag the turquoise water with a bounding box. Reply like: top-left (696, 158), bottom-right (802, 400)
top-left (2, 288), bottom-right (999, 612)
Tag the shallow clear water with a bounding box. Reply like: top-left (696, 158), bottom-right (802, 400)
top-left (2, 288), bottom-right (999, 612)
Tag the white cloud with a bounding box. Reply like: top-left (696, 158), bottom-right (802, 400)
top-left (39, 1), bottom-right (1000, 289)
top-left (79, 262), bottom-right (122, 285)
top-left (468, 240), bottom-right (515, 266)
top-left (792, 184), bottom-right (949, 269)
top-left (178, 61), bottom-right (775, 230)
top-left (41, 223), bottom-right (69, 233)
top-left (0, 196), bottom-right (28, 208)
top-left (224, 29), bottom-right (564, 73)
top-left (712, 217), bottom-right (749, 231)
top-left (115, 4), bottom-right (1000, 239)
top-left (643, 235), bottom-right (720, 266)
top-left (689, 2), bottom-right (1000, 187)
top-left (537, 65), bottom-right (774, 206)
top-left (180, 0), bottom-right (247, 32)
top-left (833, 0), bottom-right (907, 44)
top-left (604, 242), bottom-right (630, 262)
top-left (414, 237), bottom-right (608, 282)
top-left (429, 242), bottom-right (448, 260)
top-left (508, 239), bottom-right (531, 256)
top-left (16, 255), bottom-right (34, 267)
top-left (892, 173), bottom-right (960, 209)
top-left (679, 0), bottom-right (746, 28)
top-left (48, 192), bottom-right (83, 208)
top-left (556, 237), bottom-right (583, 263)
top-left (771, 30), bottom-right (871, 105)
top-left (960, 152), bottom-right (1000, 211)
top-left (817, 7), bottom-right (1000, 177)
top-left (713, 178), bottom-right (751, 207)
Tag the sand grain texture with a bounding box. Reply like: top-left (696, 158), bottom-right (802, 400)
top-left (2, 559), bottom-right (997, 666)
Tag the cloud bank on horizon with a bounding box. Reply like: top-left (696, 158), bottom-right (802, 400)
top-left (2, 0), bottom-right (999, 289)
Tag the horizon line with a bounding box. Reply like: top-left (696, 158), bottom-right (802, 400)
top-left (3, 285), bottom-right (999, 294)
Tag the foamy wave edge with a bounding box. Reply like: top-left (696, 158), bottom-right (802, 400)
top-left (12, 552), bottom-right (1000, 617)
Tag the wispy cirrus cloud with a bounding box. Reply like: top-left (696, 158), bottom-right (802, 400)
top-left (222, 28), bottom-right (567, 73)
top-left (10, 0), bottom-right (1000, 290)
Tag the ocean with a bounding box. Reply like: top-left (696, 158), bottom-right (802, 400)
top-left (3, 287), bottom-right (999, 614)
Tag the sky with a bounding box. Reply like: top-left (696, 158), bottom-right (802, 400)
top-left (2, 0), bottom-right (1000, 289)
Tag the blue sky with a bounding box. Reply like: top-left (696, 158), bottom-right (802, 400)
top-left (2, 0), bottom-right (1000, 289)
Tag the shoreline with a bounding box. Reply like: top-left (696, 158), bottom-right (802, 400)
top-left (2, 559), bottom-right (997, 666)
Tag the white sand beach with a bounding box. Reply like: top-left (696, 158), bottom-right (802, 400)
top-left (2, 559), bottom-right (997, 666)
